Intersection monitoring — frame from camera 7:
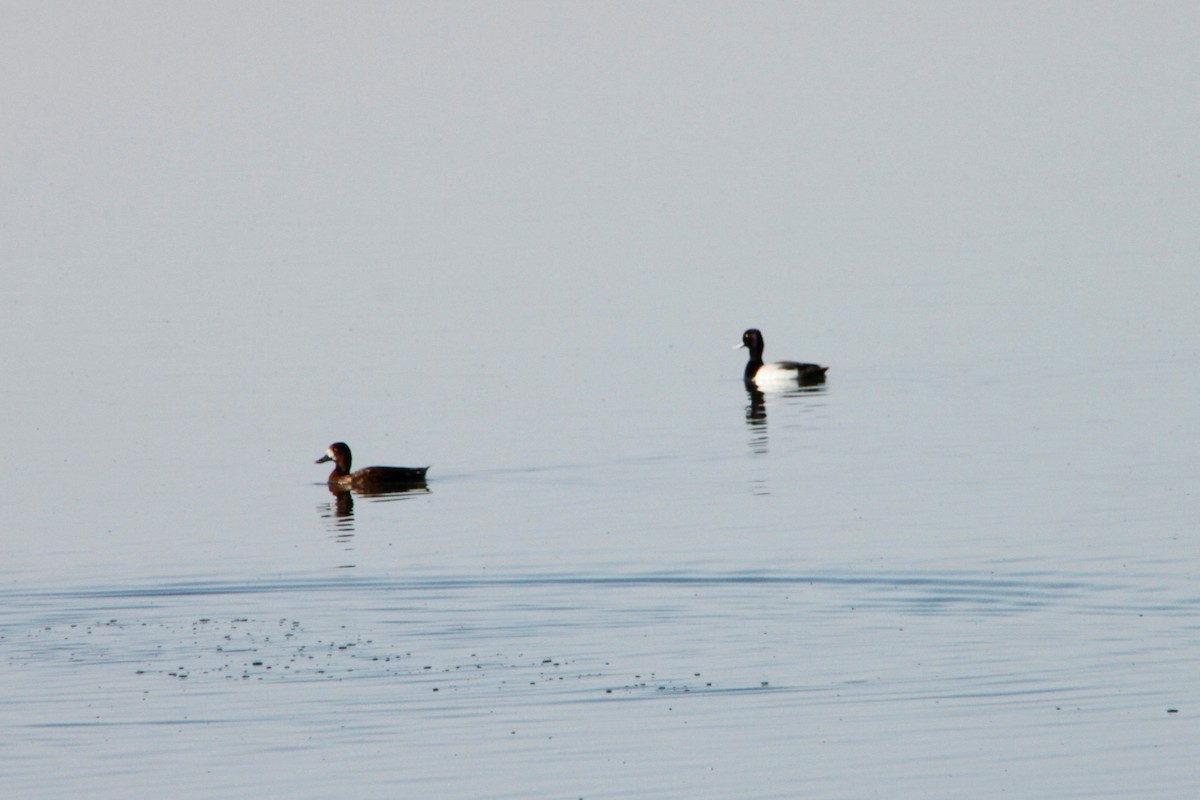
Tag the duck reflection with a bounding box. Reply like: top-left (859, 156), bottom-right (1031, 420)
top-left (744, 382), bottom-right (827, 455)
top-left (316, 482), bottom-right (430, 537)
top-left (745, 386), bottom-right (770, 454)
top-left (318, 487), bottom-right (357, 542)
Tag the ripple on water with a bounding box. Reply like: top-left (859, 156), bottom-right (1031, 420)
top-left (2, 565), bottom-right (1197, 799)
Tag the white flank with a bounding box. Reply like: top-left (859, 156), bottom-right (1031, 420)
top-left (752, 362), bottom-right (804, 388)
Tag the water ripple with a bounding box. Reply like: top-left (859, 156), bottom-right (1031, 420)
top-left (4, 568), bottom-right (1174, 613)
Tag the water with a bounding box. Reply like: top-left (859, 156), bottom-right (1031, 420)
top-left (3, 5), bottom-right (1199, 798)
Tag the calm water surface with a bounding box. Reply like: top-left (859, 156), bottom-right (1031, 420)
top-left (3, 6), bottom-right (1199, 799)
top-left (3, 333), bottom-right (1196, 798)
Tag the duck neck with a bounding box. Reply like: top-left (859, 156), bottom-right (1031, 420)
top-left (328, 456), bottom-right (352, 481)
top-left (744, 349), bottom-right (765, 381)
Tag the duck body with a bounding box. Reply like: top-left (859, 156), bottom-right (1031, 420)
top-left (740, 328), bottom-right (828, 387)
top-left (316, 442), bottom-right (429, 490)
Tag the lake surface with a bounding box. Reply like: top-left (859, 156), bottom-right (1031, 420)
top-left (2, 5), bottom-right (1198, 798)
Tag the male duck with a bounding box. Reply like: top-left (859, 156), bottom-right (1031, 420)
top-left (739, 328), bottom-right (828, 387)
top-left (315, 442), bottom-right (429, 489)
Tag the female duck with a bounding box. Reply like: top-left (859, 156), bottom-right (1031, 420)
top-left (315, 442), bottom-right (429, 490)
top-left (739, 328), bottom-right (828, 387)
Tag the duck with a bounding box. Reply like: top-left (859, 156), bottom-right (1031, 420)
top-left (315, 442), bottom-right (429, 490)
top-left (739, 328), bottom-right (828, 387)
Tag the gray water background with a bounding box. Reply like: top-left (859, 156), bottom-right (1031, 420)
top-left (2, 4), bottom-right (1198, 798)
